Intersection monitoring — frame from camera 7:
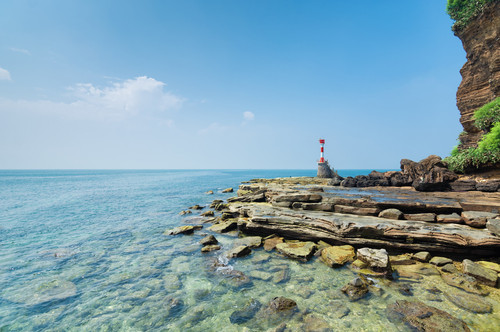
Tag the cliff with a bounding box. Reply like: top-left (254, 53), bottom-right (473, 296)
top-left (455, 1), bottom-right (500, 149)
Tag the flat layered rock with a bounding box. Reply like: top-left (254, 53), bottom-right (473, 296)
top-left (237, 204), bottom-right (500, 254)
top-left (335, 205), bottom-right (379, 216)
top-left (209, 220), bottom-right (237, 233)
top-left (321, 245), bottom-right (355, 267)
top-left (235, 236), bottom-right (262, 248)
top-left (444, 290), bottom-right (492, 313)
top-left (462, 211), bottom-right (498, 228)
top-left (404, 213), bottom-right (436, 222)
top-left (486, 219), bottom-right (500, 236)
top-left (437, 213), bottom-right (462, 223)
top-left (165, 225), bottom-right (202, 235)
top-left (430, 256), bottom-right (453, 267)
top-left (275, 241), bottom-right (317, 261)
top-left (227, 245), bottom-right (251, 258)
top-left (462, 259), bottom-right (498, 287)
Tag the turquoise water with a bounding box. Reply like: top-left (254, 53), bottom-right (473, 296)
top-left (1, 170), bottom-right (497, 331)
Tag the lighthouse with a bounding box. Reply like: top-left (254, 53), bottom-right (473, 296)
top-left (317, 138), bottom-right (334, 178)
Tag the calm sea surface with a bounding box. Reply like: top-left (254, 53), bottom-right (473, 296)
top-left (1, 170), bottom-right (498, 331)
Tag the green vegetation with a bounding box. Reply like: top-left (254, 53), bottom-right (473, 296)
top-left (446, 0), bottom-right (494, 31)
top-left (474, 97), bottom-right (500, 130)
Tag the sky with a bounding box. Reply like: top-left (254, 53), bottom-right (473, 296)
top-left (0, 0), bottom-right (465, 169)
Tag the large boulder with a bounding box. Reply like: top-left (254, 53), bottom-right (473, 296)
top-left (400, 155), bottom-right (458, 192)
top-left (378, 208), bottom-right (403, 220)
top-left (357, 247), bottom-right (391, 272)
top-left (275, 241), bottom-right (317, 261)
top-left (320, 245), bottom-right (355, 267)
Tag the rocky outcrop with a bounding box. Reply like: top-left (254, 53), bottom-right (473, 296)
top-left (455, 1), bottom-right (500, 149)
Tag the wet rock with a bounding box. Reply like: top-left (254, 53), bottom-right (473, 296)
top-left (390, 254), bottom-right (415, 266)
top-left (22, 279), bottom-right (77, 306)
top-left (209, 220), bottom-right (237, 233)
top-left (213, 203), bottom-right (228, 211)
top-left (221, 211), bottom-right (238, 220)
top-left (179, 210), bottom-right (192, 216)
top-left (249, 270), bottom-right (273, 281)
top-left (266, 297), bottom-right (297, 313)
top-left (227, 245), bottom-right (251, 258)
top-left (275, 241), bottom-right (317, 261)
top-left (273, 268), bottom-right (290, 284)
top-left (476, 179), bottom-right (500, 192)
top-left (444, 290), bottom-right (492, 313)
top-left (341, 277), bottom-right (369, 301)
top-left (334, 205), bottom-right (380, 216)
top-left (200, 210), bottom-right (214, 217)
top-left (441, 273), bottom-right (489, 295)
top-left (201, 245), bottom-right (221, 253)
top-left (303, 313), bottom-right (333, 332)
top-left (412, 251), bottom-right (431, 262)
top-left (274, 193), bottom-right (322, 204)
top-left (436, 213), bottom-right (462, 223)
top-left (235, 236), bottom-right (262, 248)
top-left (486, 219), bottom-right (500, 236)
top-left (264, 236), bottom-right (284, 251)
top-left (378, 208), bottom-right (403, 220)
top-left (357, 247), bottom-right (391, 272)
top-left (165, 225), bottom-right (202, 235)
top-left (230, 298), bottom-right (262, 324)
top-left (199, 235), bottom-right (218, 246)
top-left (387, 300), bottom-right (470, 332)
top-left (210, 199), bottom-right (223, 208)
top-left (189, 204), bottom-right (204, 210)
top-left (222, 187), bottom-right (234, 193)
top-left (429, 256), bottom-right (452, 267)
top-left (450, 180), bottom-right (476, 192)
top-left (350, 259), bottom-right (368, 269)
top-left (396, 283), bottom-right (413, 296)
top-left (320, 245), bottom-right (355, 267)
top-left (206, 190), bottom-right (214, 195)
top-left (462, 259), bottom-right (498, 287)
top-left (404, 213), bottom-right (436, 222)
top-left (462, 211), bottom-right (498, 228)
top-left (441, 263), bottom-right (459, 274)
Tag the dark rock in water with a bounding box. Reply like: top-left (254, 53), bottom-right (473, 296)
top-left (222, 187), bottom-right (234, 193)
top-left (210, 199), bottom-right (223, 208)
top-left (179, 210), bottom-right (192, 215)
top-left (226, 245), bottom-right (251, 258)
top-left (444, 290), bottom-right (492, 313)
top-left (200, 210), bottom-right (214, 217)
top-left (199, 235), bottom-right (218, 246)
top-left (328, 177), bottom-right (342, 186)
top-left (387, 300), bottom-right (471, 332)
top-left (230, 298), bottom-right (262, 324)
top-left (266, 297), bottom-right (297, 313)
top-left (341, 277), bottom-right (369, 301)
top-left (189, 204), bottom-right (204, 210)
top-left (441, 273), bottom-right (489, 295)
top-left (341, 177), bottom-right (357, 187)
top-left (201, 245), bottom-right (221, 253)
top-left (206, 190), bottom-right (214, 195)
top-left (165, 225), bottom-right (202, 235)
top-left (303, 313), bottom-right (333, 332)
top-left (165, 296), bottom-right (185, 318)
top-left (462, 259), bottom-right (498, 286)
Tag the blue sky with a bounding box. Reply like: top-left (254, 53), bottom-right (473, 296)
top-left (0, 1), bottom-right (464, 169)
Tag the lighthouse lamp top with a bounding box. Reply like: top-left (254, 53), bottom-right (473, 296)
top-left (319, 139), bottom-right (325, 144)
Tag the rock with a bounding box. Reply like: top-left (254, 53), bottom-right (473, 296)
top-left (412, 251), bottom-right (431, 262)
top-left (378, 208), bottom-right (403, 220)
top-left (274, 193), bottom-right (322, 203)
top-left (317, 160), bottom-right (335, 178)
top-left (320, 245), bottom-right (355, 267)
top-left (301, 203), bottom-right (335, 212)
top-left (462, 211), bottom-right (498, 228)
top-left (334, 205), bottom-right (379, 216)
top-left (222, 188), bottom-right (234, 193)
top-left (179, 210), bottom-right (192, 215)
top-left (210, 199), bottom-right (223, 208)
top-left (450, 180), bottom-right (476, 192)
top-left (486, 219), bottom-right (500, 236)
top-left (441, 273), bottom-right (489, 295)
top-left (476, 260), bottom-right (500, 273)
top-left (209, 220), bottom-right (237, 233)
top-left (200, 210), bottom-right (214, 217)
top-left (20, 279), bottom-right (77, 306)
top-left (341, 278), bottom-right (369, 301)
top-left (436, 213), bottom-right (462, 223)
top-left (441, 263), bottom-right (459, 274)
top-left (444, 290), bottom-right (492, 313)
top-left (227, 245), bottom-right (251, 258)
top-left (199, 235), bottom-right (218, 246)
top-left (201, 245), bottom-right (221, 253)
top-left (396, 283), bottom-right (413, 296)
top-left (249, 270), bottom-right (273, 281)
top-left (230, 298), bottom-right (261, 324)
top-left (400, 155), bottom-right (458, 192)
top-left (350, 259), bottom-right (368, 269)
top-left (387, 300), bottom-right (470, 332)
top-left (462, 259), bottom-right (498, 287)
top-left (206, 190), bottom-right (214, 195)
top-left (266, 297), bottom-right (297, 313)
top-left (273, 268), bottom-right (290, 284)
top-left (163, 274), bottom-right (182, 291)
top-left (476, 179), bottom-right (500, 192)
top-left (228, 192), bottom-right (266, 203)
top-left (165, 225), bottom-right (202, 235)
top-left (341, 177), bottom-right (356, 187)
top-left (429, 256), bottom-right (452, 267)
top-left (270, 323), bottom-right (287, 332)
top-left (263, 236), bottom-right (284, 251)
top-left (235, 236), bottom-right (262, 248)
top-left (357, 248), bottom-right (391, 272)
top-left (303, 313), bottom-right (333, 332)
top-left (404, 213), bottom-right (436, 222)
top-left (189, 204), bottom-right (204, 210)
top-left (221, 211), bottom-right (237, 220)
top-left (275, 241), bottom-right (317, 261)
top-left (213, 202), bottom-right (228, 210)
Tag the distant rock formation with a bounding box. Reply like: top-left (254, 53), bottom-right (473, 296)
top-left (455, 1), bottom-right (500, 149)
top-left (317, 160), bottom-right (334, 178)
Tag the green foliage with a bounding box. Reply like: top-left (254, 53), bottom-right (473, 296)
top-left (474, 97), bottom-right (500, 130)
top-left (446, 0), bottom-right (494, 31)
top-left (478, 121), bottom-right (500, 151)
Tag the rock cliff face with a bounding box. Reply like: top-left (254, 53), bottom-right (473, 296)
top-left (455, 1), bottom-right (500, 149)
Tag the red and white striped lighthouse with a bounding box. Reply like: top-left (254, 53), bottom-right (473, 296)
top-left (319, 139), bottom-right (325, 163)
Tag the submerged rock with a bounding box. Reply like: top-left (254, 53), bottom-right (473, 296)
top-left (444, 290), bottom-right (492, 313)
top-left (25, 279), bottom-right (77, 306)
top-left (387, 300), bottom-right (470, 332)
top-left (165, 225), bottom-right (202, 235)
top-left (462, 259), bottom-right (498, 287)
top-left (263, 236), bottom-right (284, 251)
top-left (303, 313), bottom-right (333, 332)
top-left (266, 296), bottom-right (297, 313)
top-left (441, 273), bottom-right (489, 295)
top-left (341, 277), bottom-right (369, 301)
top-left (230, 298), bottom-right (262, 324)
top-left (275, 241), bottom-right (317, 261)
top-left (320, 245), bottom-right (355, 267)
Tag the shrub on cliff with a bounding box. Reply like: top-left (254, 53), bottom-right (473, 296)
top-left (447, 0), bottom-right (494, 31)
top-left (474, 97), bottom-right (500, 131)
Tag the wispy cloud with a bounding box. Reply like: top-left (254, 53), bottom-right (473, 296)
top-left (0, 67), bottom-right (11, 80)
top-left (198, 122), bottom-right (228, 135)
top-left (0, 76), bottom-right (184, 121)
top-left (9, 47), bottom-right (31, 55)
top-left (243, 111), bottom-right (255, 121)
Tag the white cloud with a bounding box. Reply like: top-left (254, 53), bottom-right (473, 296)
top-left (198, 122), bottom-right (228, 135)
top-left (0, 76), bottom-right (184, 121)
top-left (0, 67), bottom-right (11, 80)
top-left (243, 111), bottom-right (255, 121)
top-left (9, 47), bottom-right (30, 55)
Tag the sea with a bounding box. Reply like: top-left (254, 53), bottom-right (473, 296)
top-left (0, 170), bottom-right (498, 331)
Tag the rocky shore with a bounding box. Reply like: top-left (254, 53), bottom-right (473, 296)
top-left (166, 176), bottom-right (500, 330)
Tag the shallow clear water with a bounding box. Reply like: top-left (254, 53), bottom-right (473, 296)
top-left (1, 170), bottom-right (498, 331)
